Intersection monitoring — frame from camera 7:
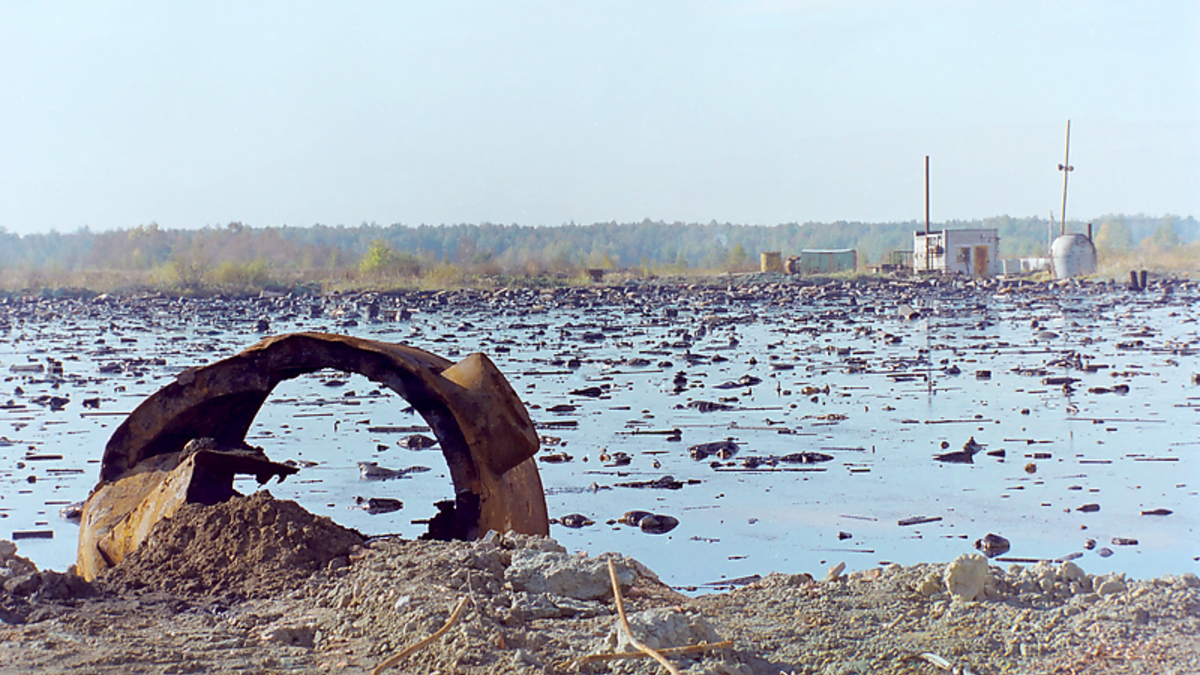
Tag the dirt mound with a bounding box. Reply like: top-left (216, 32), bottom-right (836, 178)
top-left (100, 490), bottom-right (364, 601)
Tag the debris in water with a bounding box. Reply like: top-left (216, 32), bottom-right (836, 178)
top-left (355, 497), bottom-right (403, 514)
top-left (974, 533), bottom-right (1011, 557)
top-left (898, 516), bottom-right (942, 527)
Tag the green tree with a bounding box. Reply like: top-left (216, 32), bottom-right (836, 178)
top-left (1142, 219), bottom-right (1181, 251)
top-left (1094, 220), bottom-right (1133, 253)
top-left (359, 240), bottom-right (394, 275)
top-left (359, 240), bottom-right (421, 277)
top-left (726, 242), bottom-right (748, 271)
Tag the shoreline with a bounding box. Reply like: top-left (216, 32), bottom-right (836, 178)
top-left (2, 524), bottom-right (1198, 675)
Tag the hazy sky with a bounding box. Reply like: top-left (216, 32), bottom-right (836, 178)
top-left (2, 1), bottom-right (1196, 235)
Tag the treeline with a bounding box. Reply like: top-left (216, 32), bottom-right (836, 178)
top-left (0, 214), bottom-right (1194, 292)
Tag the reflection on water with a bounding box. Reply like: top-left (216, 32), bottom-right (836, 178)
top-left (1, 281), bottom-right (1197, 590)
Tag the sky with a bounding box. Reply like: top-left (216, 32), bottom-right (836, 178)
top-left (1, 1), bottom-right (1197, 235)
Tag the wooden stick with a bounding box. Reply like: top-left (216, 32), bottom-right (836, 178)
top-left (371, 597), bottom-right (469, 675)
top-left (556, 640), bottom-right (734, 669)
top-left (608, 559), bottom-right (681, 675)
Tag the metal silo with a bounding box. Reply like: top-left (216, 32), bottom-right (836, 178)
top-left (1051, 233), bottom-right (1097, 279)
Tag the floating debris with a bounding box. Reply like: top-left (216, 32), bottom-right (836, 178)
top-left (358, 461), bottom-right (432, 480)
top-left (401, 434), bottom-right (438, 450)
top-left (688, 439), bottom-right (738, 461)
top-left (898, 516), bottom-right (942, 527)
top-left (552, 513), bottom-right (595, 528)
top-left (974, 533), bottom-right (1011, 558)
top-left (934, 436), bottom-right (985, 463)
top-left (613, 475), bottom-right (698, 490)
top-left (618, 510), bottom-right (654, 526)
top-left (355, 497), bottom-right (403, 514)
top-left (637, 514), bottom-right (679, 534)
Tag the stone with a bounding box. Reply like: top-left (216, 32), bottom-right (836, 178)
top-left (1180, 573), bottom-right (1200, 589)
top-left (4, 572), bottom-right (41, 597)
top-left (1096, 576), bottom-right (1127, 596)
top-left (824, 562), bottom-right (846, 583)
top-left (260, 622), bottom-right (317, 648)
top-left (1059, 561), bottom-right (1085, 583)
top-left (0, 540), bottom-right (16, 559)
top-left (1030, 561), bottom-right (1056, 594)
top-left (917, 573), bottom-right (943, 597)
top-left (505, 550), bottom-right (634, 601)
top-left (943, 553), bottom-right (988, 601)
top-left (602, 607), bottom-right (720, 652)
top-left (33, 571), bottom-right (70, 600)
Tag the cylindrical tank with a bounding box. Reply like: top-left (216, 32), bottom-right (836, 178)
top-left (1051, 234), bottom-right (1097, 279)
top-left (760, 251), bottom-right (783, 273)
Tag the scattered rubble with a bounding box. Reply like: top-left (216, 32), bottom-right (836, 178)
top-left (3, 523), bottom-right (1198, 674)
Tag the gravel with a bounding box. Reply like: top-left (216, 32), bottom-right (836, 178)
top-left (2, 521), bottom-right (1198, 674)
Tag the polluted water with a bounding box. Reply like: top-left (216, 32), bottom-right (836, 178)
top-left (0, 275), bottom-right (1197, 592)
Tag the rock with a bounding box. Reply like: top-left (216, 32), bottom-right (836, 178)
top-left (511, 591), bottom-right (608, 620)
top-left (1181, 573), bottom-right (1200, 588)
top-left (917, 572), bottom-right (943, 597)
top-left (1030, 561), bottom-right (1056, 593)
top-left (33, 570), bottom-right (71, 600)
top-left (1130, 607), bottom-right (1150, 625)
top-left (638, 514), bottom-right (679, 535)
top-left (688, 439), bottom-right (738, 460)
top-left (355, 497), bottom-right (402, 514)
top-left (556, 514), bottom-right (594, 529)
top-left (943, 553), bottom-right (988, 601)
top-left (0, 540), bottom-right (16, 559)
top-left (402, 434), bottom-right (438, 449)
top-left (602, 607), bottom-right (720, 652)
top-left (1096, 576), bottom-right (1127, 596)
top-left (4, 554), bottom-right (37, 577)
top-left (974, 533), bottom-right (1010, 557)
top-left (505, 550), bottom-right (634, 601)
top-left (260, 622), bottom-right (317, 648)
top-left (824, 562), bottom-right (846, 582)
top-left (1059, 561), bottom-right (1086, 583)
top-left (618, 510), bottom-right (654, 527)
top-left (4, 572), bottom-right (41, 597)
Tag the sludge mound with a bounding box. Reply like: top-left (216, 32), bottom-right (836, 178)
top-left (99, 490), bottom-right (364, 601)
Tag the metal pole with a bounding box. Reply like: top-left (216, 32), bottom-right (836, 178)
top-left (925, 155), bottom-right (931, 272)
top-left (1058, 120), bottom-right (1073, 237)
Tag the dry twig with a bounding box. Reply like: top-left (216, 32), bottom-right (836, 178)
top-left (370, 596), bottom-right (469, 675)
top-left (556, 641), bottom-right (735, 669)
top-left (607, 558), bottom-right (682, 675)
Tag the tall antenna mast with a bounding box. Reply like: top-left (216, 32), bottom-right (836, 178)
top-left (1057, 120), bottom-right (1073, 237)
top-left (924, 155), bottom-right (931, 272)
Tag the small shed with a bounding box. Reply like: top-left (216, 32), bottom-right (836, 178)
top-left (760, 251), bottom-right (784, 273)
top-left (912, 228), bottom-right (1000, 278)
top-left (787, 249), bottom-right (857, 275)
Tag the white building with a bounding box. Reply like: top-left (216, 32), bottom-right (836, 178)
top-left (912, 228), bottom-right (1000, 278)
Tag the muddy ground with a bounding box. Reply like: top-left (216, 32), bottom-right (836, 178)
top-left (2, 492), bottom-right (1198, 675)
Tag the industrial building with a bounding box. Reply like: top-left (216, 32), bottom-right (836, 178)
top-left (912, 228), bottom-right (1000, 278)
top-left (786, 249), bottom-right (857, 275)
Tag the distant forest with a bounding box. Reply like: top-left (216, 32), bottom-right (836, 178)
top-left (0, 214), bottom-right (1195, 292)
